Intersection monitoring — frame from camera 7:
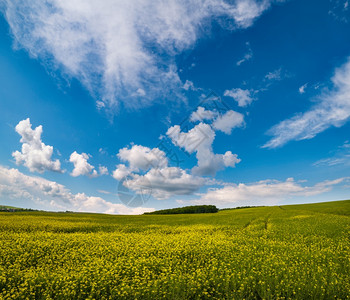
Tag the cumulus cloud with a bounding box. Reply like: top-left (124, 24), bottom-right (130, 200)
top-left (99, 165), bottom-right (109, 175)
top-left (263, 58), bottom-right (350, 148)
top-left (112, 144), bottom-right (205, 199)
top-left (212, 110), bottom-right (245, 134)
top-left (194, 177), bottom-right (346, 206)
top-left (117, 145), bottom-right (168, 171)
top-left (167, 122), bottom-right (215, 155)
top-left (224, 67), bottom-right (288, 107)
top-left (224, 88), bottom-right (254, 107)
top-left (112, 164), bottom-right (132, 181)
top-left (69, 151), bottom-right (98, 177)
top-left (190, 106), bottom-right (216, 122)
top-left (12, 118), bottom-right (62, 173)
top-left (192, 149), bottom-right (241, 176)
top-left (1, 0), bottom-right (275, 109)
top-left (167, 122), bottom-right (240, 175)
top-left (125, 167), bottom-right (206, 200)
top-left (0, 165), bottom-right (154, 214)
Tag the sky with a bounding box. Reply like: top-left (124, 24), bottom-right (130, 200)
top-left (0, 0), bottom-right (350, 214)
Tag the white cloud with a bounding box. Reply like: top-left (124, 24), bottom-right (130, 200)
top-left (97, 189), bottom-right (111, 195)
top-left (224, 67), bottom-right (288, 106)
top-left (112, 143), bottom-right (206, 199)
top-left (223, 151), bottom-right (241, 167)
top-left (117, 145), bottom-right (168, 171)
top-left (112, 164), bottom-right (132, 181)
top-left (314, 157), bottom-right (349, 167)
top-left (12, 118), bottom-right (62, 173)
top-left (313, 141), bottom-right (350, 167)
top-left (264, 68), bottom-right (282, 81)
top-left (99, 148), bottom-right (107, 155)
top-left (192, 149), bottom-right (241, 176)
top-left (194, 177), bottom-right (346, 206)
top-left (69, 151), bottom-right (98, 177)
top-left (183, 80), bottom-right (197, 91)
top-left (236, 41), bottom-right (253, 66)
top-left (125, 167), bottom-right (205, 200)
top-left (224, 88), bottom-right (254, 107)
top-left (299, 83), bottom-right (308, 94)
top-left (190, 106), bottom-right (216, 122)
top-left (0, 165), bottom-right (154, 214)
top-left (329, 0), bottom-right (350, 23)
top-left (99, 165), bottom-right (109, 175)
top-left (167, 122), bottom-right (215, 155)
top-left (213, 110), bottom-right (245, 134)
top-left (1, 0), bottom-right (274, 109)
top-left (263, 58), bottom-right (350, 148)
top-left (167, 122), bottom-right (240, 175)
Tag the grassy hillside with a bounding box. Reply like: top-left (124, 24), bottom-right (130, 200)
top-left (281, 199), bottom-right (350, 216)
top-left (0, 200), bottom-right (349, 299)
top-left (0, 205), bottom-right (21, 210)
top-left (0, 205), bottom-right (36, 212)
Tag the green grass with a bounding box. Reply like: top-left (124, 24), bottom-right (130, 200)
top-left (0, 200), bottom-right (349, 299)
top-left (0, 205), bottom-right (20, 209)
top-left (0, 205), bottom-right (36, 211)
top-left (281, 199), bottom-right (350, 216)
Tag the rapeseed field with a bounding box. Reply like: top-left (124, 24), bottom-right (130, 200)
top-left (0, 200), bottom-right (349, 299)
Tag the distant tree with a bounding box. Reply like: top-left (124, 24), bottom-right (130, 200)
top-left (144, 205), bottom-right (218, 215)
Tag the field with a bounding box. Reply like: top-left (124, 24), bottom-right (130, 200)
top-left (0, 200), bottom-right (349, 299)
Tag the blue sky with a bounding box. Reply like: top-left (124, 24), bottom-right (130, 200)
top-left (0, 0), bottom-right (350, 214)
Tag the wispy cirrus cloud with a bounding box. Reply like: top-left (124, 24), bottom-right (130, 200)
top-left (313, 141), bottom-right (350, 167)
top-left (1, 0), bottom-right (276, 110)
top-left (264, 67), bottom-right (289, 82)
top-left (329, 0), bottom-right (350, 23)
top-left (236, 41), bottom-right (253, 66)
top-left (263, 58), bottom-right (350, 148)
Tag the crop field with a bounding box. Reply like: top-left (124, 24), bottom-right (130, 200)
top-left (0, 200), bottom-right (349, 299)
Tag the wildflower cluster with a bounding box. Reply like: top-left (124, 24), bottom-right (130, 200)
top-left (0, 202), bottom-right (349, 299)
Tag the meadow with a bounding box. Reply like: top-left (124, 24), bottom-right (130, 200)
top-left (0, 200), bottom-right (349, 299)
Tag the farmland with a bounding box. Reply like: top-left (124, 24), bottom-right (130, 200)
top-left (0, 200), bottom-right (349, 299)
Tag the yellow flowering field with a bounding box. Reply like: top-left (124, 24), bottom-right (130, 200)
top-left (0, 200), bottom-right (349, 299)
